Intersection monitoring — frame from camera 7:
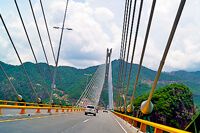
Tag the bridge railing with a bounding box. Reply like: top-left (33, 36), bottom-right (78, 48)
top-left (0, 100), bottom-right (58, 107)
top-left (113, 111), bottom-right (190, 133)
top-left (0, 100), bottom-right (84, 115)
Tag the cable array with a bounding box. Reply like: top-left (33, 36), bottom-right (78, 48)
top-left (29, 0), bottom-right (53, 81)
top-left (76, 64), bottom-right (106, 107)
top-left (0, 14), bottom-right (39, 101)
top-left (50, 0), bottom-right (69, 103)
top-left (116, 0), bottom-right (186, 115)
top-left (0, 0), bottom-right (70, 103)
top-left (14, 0), bottom-right (51, 99)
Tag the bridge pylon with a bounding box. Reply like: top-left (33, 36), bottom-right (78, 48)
top-left (104, 48), bottom-right (113, 110)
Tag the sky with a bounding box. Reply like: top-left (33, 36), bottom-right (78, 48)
top-left (0, 0), bottom-right (199, 72)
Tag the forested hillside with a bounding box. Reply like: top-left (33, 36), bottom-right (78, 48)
top-left (132, 84), bottom-right (194, 129)
top-left (0, 60), bottom-right (199, 108)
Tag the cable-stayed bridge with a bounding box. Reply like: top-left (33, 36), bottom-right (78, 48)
top-left (0, 0), bottom-right (199, 133)
top-left (76, 64), bottom-right (107, 107)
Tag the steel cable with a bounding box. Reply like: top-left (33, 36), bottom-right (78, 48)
top-left (120, 0), bottom-right (133, 86)
top-left (123, 0), bottom-right (137, 83)
top-left (14, 0), bottom-right (51, 98)
top-left (39, 0), bottom-right (64, 93)
top-left (50, 0), bottom-right (69, 103)
top-left (125, 0), bottom-right (144, 104)
top-left (119, 0), bottom-right (131, 85)
top-left (29, 0), bottom-right (53, 81)
top-left (130, 0), bottom-right (156, 105)
top-left (143, 0), bottom-right (186, 112)
top-left (0, 14), bottom-right (38, 100)
top-left (39, 0), bottom-right (56, 63)
top-left (0, 63), bottom-right (18, 96)
top-left (116, 0), bottom-right (129, 106)
top-left (117, 0), bottom-right (129, 87)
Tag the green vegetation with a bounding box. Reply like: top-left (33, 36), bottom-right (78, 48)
top-left (0, 61), bottom-right (96, 104)
top-left (0, 60), bottom-right (198, 130)
top-left (111, 60), bottom-right (200, 108)
top-left (0, 60), bottom-right (200, 109)
top-left (132, 84), bottom-right (194, 129)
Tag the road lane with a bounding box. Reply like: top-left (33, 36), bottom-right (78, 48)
top-left (0, 111), bottom-right (134, 133)
top-left (62, 111), bottom-right (127, 133)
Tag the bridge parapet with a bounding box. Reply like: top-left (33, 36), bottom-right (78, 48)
top-left (0, 100), bottom-right (84, 115)
top-left (113, 111), bottom-right (190, 133)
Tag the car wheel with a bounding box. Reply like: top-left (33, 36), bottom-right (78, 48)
top-left (93, 114), bottom-right (96, 116)
top-left (85, 112), bottom-right (87, 115)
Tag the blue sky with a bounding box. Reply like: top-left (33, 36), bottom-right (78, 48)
top-left (0, 0), bottom-right (200, 72)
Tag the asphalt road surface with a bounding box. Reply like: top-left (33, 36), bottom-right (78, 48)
top-left (0, 111), bottom-right (135, 133)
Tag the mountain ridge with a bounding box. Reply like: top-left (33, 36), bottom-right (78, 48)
top-left (0, 60), bottom-right (199, 107)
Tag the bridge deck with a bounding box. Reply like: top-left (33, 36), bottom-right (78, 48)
top-left (0, 111), bottom-right (137, 133)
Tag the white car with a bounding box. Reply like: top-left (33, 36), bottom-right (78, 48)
top-left (85, 105), bottom-right (96, 116)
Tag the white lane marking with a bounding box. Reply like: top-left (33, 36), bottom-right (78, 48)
top-left (112, 115), bottom-right (128, 133)
top-left (83, 119), bottom-right (89, 123)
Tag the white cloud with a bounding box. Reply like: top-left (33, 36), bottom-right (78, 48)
top-left (130, 0), bottom-right (200, 71)
top-left (0, 0), bottom-right (200, 71)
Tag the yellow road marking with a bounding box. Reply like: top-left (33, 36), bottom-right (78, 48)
top-left (0, 114), bottom-right (64, 123)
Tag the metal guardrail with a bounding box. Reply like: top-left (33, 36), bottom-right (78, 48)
top-left (113, 111), bottom-right (191, 133)
top-left (0, 100), bottom-right (68, 107)
top-left (0, 100), bottom-right (84, 115)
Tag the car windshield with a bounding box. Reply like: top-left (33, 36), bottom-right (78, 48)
top-left (87, 106), bottom-right (94, 109)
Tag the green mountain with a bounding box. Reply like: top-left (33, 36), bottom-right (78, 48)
top-left (132, 84), bottom-right (194, 129)
top-left (111, 60), bottom-right (200, 108)
top-left (0, 60), bottom-right (199, 108)
top-left (0, 61), bottom-right (97, 104)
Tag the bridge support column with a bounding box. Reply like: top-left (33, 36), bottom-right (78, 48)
top-left (128, 119), bottom-right (133, 125)
top-left (47, 109), bottom-right (51, 113)
top-left (20, 108), bottom-right (26, 114)
top-left (133, 121), bottom-right (138, 127)
top-left (154, 128), bottom-right (163, 133)
top-left (0, 108), bottom-right (2, 115)
top-left (140, 123), bottom-right (146, 132)
top-left (36, 108), bottom-right (41, 113)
